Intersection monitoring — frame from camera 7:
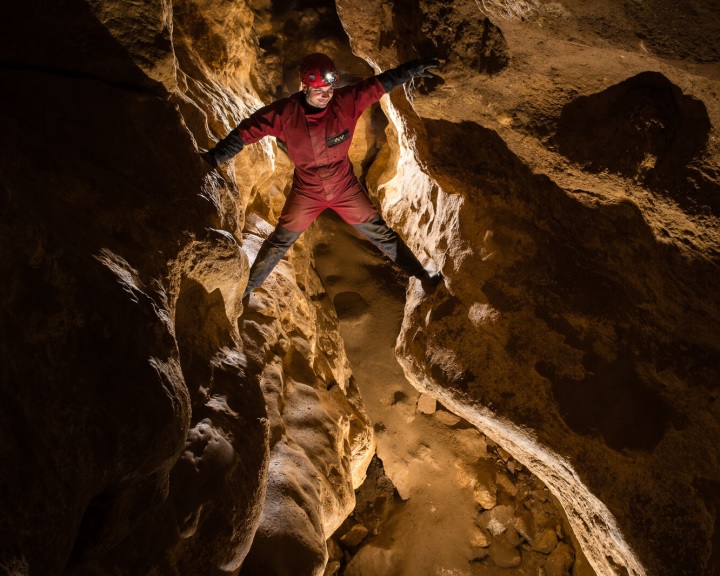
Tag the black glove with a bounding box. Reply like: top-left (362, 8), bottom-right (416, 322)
top-left (407, 57), bottom-right (440, 78)
top-left (377, 57), bottom-right (440, 92)
top-left (201, 128), bottom-right (244, 167)
top-left (200, 150), bottom-right (219, 168)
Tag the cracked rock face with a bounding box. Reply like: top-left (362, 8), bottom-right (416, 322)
top-left (1, 1), bottom-right (719, 576)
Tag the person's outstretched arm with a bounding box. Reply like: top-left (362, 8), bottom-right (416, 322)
top-left (376, 57), bottom-right (440, 92)
top-left (201, 100), bottom-right (286, 167)
top-left (200, 128), bottom-right (244, 167)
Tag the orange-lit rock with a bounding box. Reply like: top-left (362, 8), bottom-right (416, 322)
top-left (339, 1), bottom-right (720, 575)
top-left (1, 1), bottom-right (371, 575)
top-left (1, 0), bottom-right (718, 575)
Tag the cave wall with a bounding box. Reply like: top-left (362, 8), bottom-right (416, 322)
top-left (336, 1), bottom-right (720, 575)
top-left (1, 0), bottom-right (719, 575)
top-left (0, 0), bottom-right (372, 574)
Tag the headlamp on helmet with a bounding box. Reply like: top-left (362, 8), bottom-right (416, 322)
top-left (300, 53), bottom-right (338, 88)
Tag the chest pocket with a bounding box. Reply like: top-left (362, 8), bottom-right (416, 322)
top-left (326, 129), bottom-right (350, 148)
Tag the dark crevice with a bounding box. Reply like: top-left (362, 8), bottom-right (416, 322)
top-left (0, 60), bottom-right (165, 95)
top-left (554, 71), bottom-right (716, 215)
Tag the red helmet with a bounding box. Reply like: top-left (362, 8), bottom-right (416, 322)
top-left (300, 53), bottom-right (337, 88)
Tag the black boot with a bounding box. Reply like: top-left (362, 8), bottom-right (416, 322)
top-left (353, 215), bottom-right (442, 292)
top-left (417, 270), bottom-right (444, 293)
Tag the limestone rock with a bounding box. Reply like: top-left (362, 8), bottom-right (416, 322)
top-left (344, 545), bottom-right (396, 576)
top-left (434, 409), bottom-right (462, 427)
top-left (497, 447), bottom-right (511, 463)
top-left (323, 560), bottom-right (341, 576)
top-left (489, 536), bottom-right (522, 568)
top-left (545, 542), bottom-right (575, 576)
top-left (341, 524), bottom-right (370, 548)
top-left (470, 526), bottom-right (491, 548)
top-left (454, 429), bottom-right (488, 458)
top-left (417, 393), bottom-right (437, 414)
top-left (480, 504), bottom-right (515, 536)
top-left (504, 526), bottom-right (523, 548)
top-left (239, 257), bottom-right (374, 576)
top-left (473, 466), bottom-right (498, 510)
top-left (328, 538), bottom-right (344, 562)
top-left (514, 509), bottom-right (537, 543)
top-left (1, 2), bottom-right (375, 575)
top-left (496, 472), bottom-right (518, 497)
top-left (533, 528), bottom-right (559, 554)
top-left (344, 0), bottom-right (720, 572)
top-left (507, 460), bottom-right (522, 474)
top-left (0, 5), bottom-right (271, 569)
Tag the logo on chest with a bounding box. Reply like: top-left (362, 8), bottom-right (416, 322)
top-left (326, 129), bottom-right (350, 148)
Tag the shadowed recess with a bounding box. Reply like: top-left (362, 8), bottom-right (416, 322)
top-left (537, 351), bottom-right (670, 452)
top-left (555, 71), bottom-right (716, 213)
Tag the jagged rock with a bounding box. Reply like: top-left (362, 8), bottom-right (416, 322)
top-left (504, 526), bottom-right (523, 548)
top-left (344, 545), bottom-right (396, 576)
top-left (327, 538), bottom-right (343, 562)
top-left (496, 472), bottom-right (518, 496)
top-left (470, 526), bottom-right (491, 548)
top-left (434, 409), bottom-right (462, 427)
top-left (497, 447), bottom-right (511, 463)
top-left (341, 524), bottom-right (370, 548)
top-left (323, 560), bottom-right (341, 576)
top-left (473, 465), bottom-right (498, 510)
top-left (417, 393), bottom-right (437, 414)
top-left (514, 509), bottom-right (537, 543)
top-left (545, 542), bottom-right (575, 576)
top-left (238, 264), bottom-right (374, 576)
top-left (454, 429), bottom-right (488, 458)
top-left (533, 528), bottom-right (560, 554)
top-left (489, 536), bottom-right (522, 568)
top-left (480, 504), bottom-right (515, 536)
top-left (507, 460), bottom-right (522, 474)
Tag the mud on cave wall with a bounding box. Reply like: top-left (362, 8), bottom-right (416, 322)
top-left (1, 1), bottom-right (719, 576)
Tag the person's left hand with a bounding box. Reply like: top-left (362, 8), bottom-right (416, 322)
top-left (409, 57), bottom-right (440, 78)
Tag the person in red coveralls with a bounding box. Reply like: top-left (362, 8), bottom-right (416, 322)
top-left (201, 53), bottom-right (443, 300)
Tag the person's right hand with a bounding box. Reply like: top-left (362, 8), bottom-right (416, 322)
top-left (200, 149), bottom-right (219, 168)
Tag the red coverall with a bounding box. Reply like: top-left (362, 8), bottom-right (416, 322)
top-left (235, 76), bottom-right (387, 231)
top-left (228, 72), bottom-right (439, 298)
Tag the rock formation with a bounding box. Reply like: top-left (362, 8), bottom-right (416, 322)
top-left (1, 0), bottom-right (718, 575)
top-left (337, 1), bottom-right (720, 575)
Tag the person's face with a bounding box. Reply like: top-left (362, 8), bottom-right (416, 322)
top-left (304, 84), bottom-right (335, 108)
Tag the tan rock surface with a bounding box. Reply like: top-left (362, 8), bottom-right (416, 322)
top-left (314, 215), bottom-right (592, 576)
top-left (237, 232), bottom-right (374, 576)
top-left (338, 1), bottom-right (720, 575)
top-left (1, 1), bottom-right (371, 575)
top-left (1, 0), bottom-right (719, 575)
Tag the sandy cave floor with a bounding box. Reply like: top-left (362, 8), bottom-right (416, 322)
top-left (314, 212), bottom-right (480, 575)
top-left (311, 212), bottom-right (587, 576)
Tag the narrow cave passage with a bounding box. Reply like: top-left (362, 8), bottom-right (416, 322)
top-left (310, 212), bottom-right (594, 576)
top-left (2, 0), bottom-right (719, 573)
